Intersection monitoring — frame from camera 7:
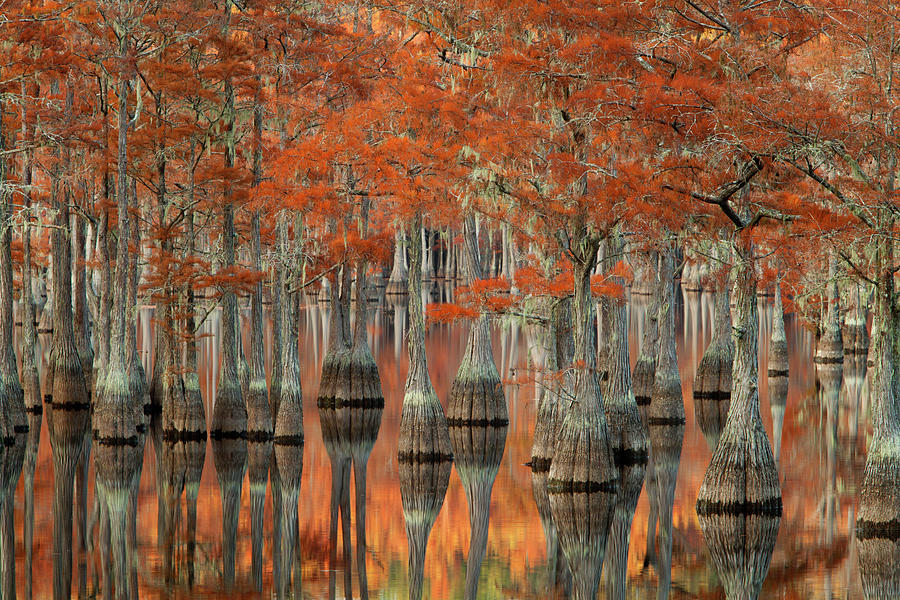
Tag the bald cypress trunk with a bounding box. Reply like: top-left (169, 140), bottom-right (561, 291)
top-left (694, 250), bottom-right (734, 450)
top-left (633, 252), bottom-right (660, 418)
top-left (72, 215), bottom-right (93, 395)
top-left (93, 56), bottom-right (140, 444)
top-left (856, 219), bottom-right (900, 549)
top-left (549, 232), bottom-right (616, 493)
top-left (815, 254), bottom-right (844, 364)
top-left (247, 209), bottom-right (272, 437)
top-left (0, 99), bottom-right (25, 439)
top-left (211, 2), bottom-right (247, 437)
top-left (386, 229), bottom-right (408, 295)
top-left (399, 210), bottom-right (452, 600)
top-left (697, 241), bottom-right (782, 515)
top-left (21, 89), bottom-right (41, 416)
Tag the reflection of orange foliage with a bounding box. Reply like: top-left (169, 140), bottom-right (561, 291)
top-left (14, 295), bottom-right (864, 598)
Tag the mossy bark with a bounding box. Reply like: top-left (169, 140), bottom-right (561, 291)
top-left (530, 298), bottom-right (572, 473)
top-left (633, 253), bottom-right (660, 420)
top-left (0, 179), bottom-right (25, 440)
top-left (211, 12), bottom-right (247, 437)
top-left (399, 210), bottom-right (452, 600)
top-left (93, 65), bottom-right (140, 445)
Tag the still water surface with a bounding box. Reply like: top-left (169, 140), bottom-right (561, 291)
top-left (10, 287), bottom-right (870, 598)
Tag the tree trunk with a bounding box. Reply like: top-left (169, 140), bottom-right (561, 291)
top-left (856, 220), bottom-right (900, 547)
top-left (603, 233), bottom-right (649, 465)
top-left (211, 11), bottom-right (247, 436)
top-left (93, 61), bottom-right (140, 443)
top-left (697, 240), bottom-right (782, 516)
top-left (386, 229), bottom-right (409, 295)
top-left (815, 254), bottom-right (844, 364)
top-left (694, 244), bottom-right (734, 450)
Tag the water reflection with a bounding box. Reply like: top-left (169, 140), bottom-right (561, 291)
top-left (6, 285), bottom-right (876, 598)
top-left (1, 431), bottom-right (25, 599)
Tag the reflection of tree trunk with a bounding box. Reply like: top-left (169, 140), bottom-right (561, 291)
top-left (212, 438), bottom-right (248, 591)
top-left (531, 470), bottom-right (570, 592)
top-left (184, 438), bottom-right (205, 588)
top-left (274, 443), bottom-right (303, 599)
top-left (604, 462), bottom-right (646, 600)
top-left (1, 433), bottom-right (25, 599)
top-left (248, 440), bottom-right (272, 591)
top-left (24, 412), bottom-right (41, 600)
top-left (94, 431), bottom-right (144, 600)
top-left (50, 406), bottom-right (89, 600)
top-left (400, 458), bottom-right (452, 600)
top-left (549, 482), bottom-right (615, 600)
top-left (698, 512), bottom-right (780, 599)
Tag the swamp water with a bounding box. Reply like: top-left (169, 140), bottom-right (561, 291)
top-left (6, 287), bottom-right (881, 598)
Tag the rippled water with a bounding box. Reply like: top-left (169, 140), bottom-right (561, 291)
top-left (8, 286), bottom-right (872, 599)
